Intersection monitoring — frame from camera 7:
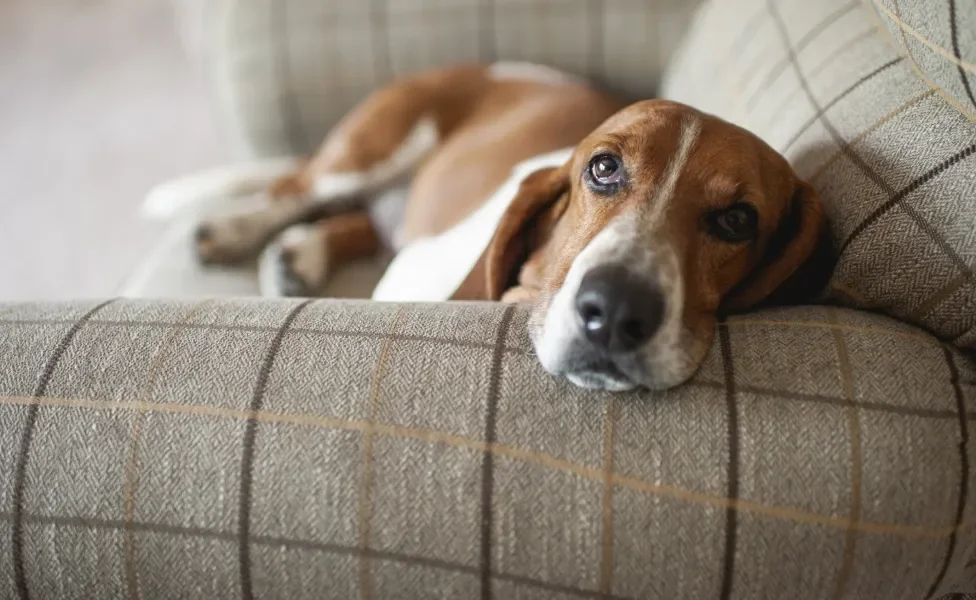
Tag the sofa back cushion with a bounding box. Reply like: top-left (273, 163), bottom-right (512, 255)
top-left (872, 0), bottom-right (976, 117)
top-left (663, 0), bottom-right (976, 348)
top-left (208, 0), bottom-right (703, 156)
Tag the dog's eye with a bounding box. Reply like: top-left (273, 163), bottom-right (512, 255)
top-left (707, 203), bottom-right (759, 242)
top-left (587, 154), bottom-right (623, 186)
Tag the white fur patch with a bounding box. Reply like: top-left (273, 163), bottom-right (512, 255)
top-left (371, 147), bottom-right (575, 302)
top-left (646, 116), bottom-right (702, 221)
top-left (489, 62), bottom-right (583, 86)
top-left (313, 117), bottom-right (439, 201)
top-left (142, 157), bottom-right (299, 220)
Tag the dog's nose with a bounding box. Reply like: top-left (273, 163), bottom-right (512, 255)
top-left (575, 265), bottom-right (664, 352)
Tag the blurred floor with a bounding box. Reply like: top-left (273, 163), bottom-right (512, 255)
top-left (0, 0), bottom-right (225, 301)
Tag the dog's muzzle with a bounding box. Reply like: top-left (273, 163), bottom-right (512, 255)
top-left (531, 218), bottom-right (693, 392)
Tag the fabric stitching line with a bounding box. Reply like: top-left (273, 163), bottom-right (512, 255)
top-left (356, 306), bottom-right (406, 600)
top-left (718, 320), bottom-right (739, 600)
top-left (0, 512), bottom-right (627, 600)
top-left (122, 300), bottom-right (212, 600)
top-left (10, 299), bottom-right (116, 600)
top-left (238, 300), bottom-right (313, 600)
top-left (0, 393), bottom-right (971, 540)
top-left (827, 308), bottom-right (862, 600)
top-left (480, 305), bottom-right (515, 600)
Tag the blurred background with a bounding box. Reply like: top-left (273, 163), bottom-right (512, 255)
top-left (0, 0), bottom-right (223, 301)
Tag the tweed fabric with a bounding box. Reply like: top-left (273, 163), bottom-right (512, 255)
top-left (662, 0), bottom-right (976, 350)
top-left (206, 0), bottom-right (702, 156)
top-left (0, 298), bottom-right (973, 599)
top-left (871, 0), bottom-right (976, 119)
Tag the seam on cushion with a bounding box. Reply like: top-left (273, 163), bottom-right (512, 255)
top-left (10, 299), bottom-right (117, 600)
top-left (872, 0), bottom-right (976, 74)
top-left (479, 305), bottom-right (515, 600)
top-left (948, 0), bottom-right (976, 110)
top-left (1, 392), bottom-right (973, 539)
top-left (238, 300), bottom-right (314, 600)
top-left (717, 320), bottom-right (739, 600)
top-left (865, 1), bottom-right (976, 121)
top-left (924, 348), bottom-right (971, 598)
top-left (827, 308), bottom-right (862, 600)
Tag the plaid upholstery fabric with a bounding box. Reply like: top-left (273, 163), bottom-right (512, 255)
top-left (662, 0), bottom-right (976, 349)
top-left (871, 0), bottom-right (976, 119)
top-left (0, 298), bottom-right (973, 599)
top-left (207, 0), bottom-right (702, 156)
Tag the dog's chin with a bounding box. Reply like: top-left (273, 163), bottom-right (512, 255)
top-left (565, 370), bottom-right (637, 392)
top-left (561, 359), bottom-right (638, 392)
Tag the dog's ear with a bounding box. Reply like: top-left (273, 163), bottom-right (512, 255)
top-left (452, 164), bottom-right (570, 301)
top-left (722, 180), bottom-right (828, 311)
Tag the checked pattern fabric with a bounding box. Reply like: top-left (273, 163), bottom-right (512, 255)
top-left (202, 0), bottom-right (703, 156)
top-left (663, 0), bottom-right (976, 349)
top-left (0, 298), bottom-right (974, 599)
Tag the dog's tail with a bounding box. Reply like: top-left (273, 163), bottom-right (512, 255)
top-left (142, 157), bottom-right (301, 220)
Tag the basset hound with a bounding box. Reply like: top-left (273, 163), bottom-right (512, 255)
top-left (148, 62), bottom-right (828, 391)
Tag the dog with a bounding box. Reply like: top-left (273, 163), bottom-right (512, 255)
top-left (151, 62), bottom-right (828, 391)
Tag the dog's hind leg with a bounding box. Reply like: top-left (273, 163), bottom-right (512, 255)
top-left (193, 82), bottom-right (441, 265)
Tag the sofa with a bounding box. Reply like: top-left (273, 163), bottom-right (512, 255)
top-left (2, 0), bottom-right (974, 598)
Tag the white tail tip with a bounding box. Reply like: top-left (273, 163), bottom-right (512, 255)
top-left (142, 157), bottom-right (300, 220)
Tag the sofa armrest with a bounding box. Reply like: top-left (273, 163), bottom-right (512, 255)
top-left (0, 299), bottom-right (973, 598)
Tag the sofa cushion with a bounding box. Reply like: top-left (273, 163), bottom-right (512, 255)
top-left (871, 0), bottom-right (976, 118)
top-left (0, 298), bottom-right (973, 598)
top-left (662, 0), bottom-right (976, 349)
top-left (207, 0), bottom-right (704, 156)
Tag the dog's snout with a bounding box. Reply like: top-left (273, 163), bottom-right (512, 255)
top-left (574, 265), bottom-right (664, 352)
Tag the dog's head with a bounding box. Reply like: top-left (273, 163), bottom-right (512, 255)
top-left (479, 100), bottom-right (827, 391)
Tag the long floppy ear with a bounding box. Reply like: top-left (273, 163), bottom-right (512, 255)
top-left (722, 180), bottom-right (828, 311)
top-left (451, 164), bottom-right (570, 301)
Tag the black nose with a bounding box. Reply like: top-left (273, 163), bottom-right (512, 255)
top-left (575, 265), bottom-right (664, 352)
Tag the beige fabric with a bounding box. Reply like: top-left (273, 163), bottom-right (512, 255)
top-left (0, 298), bottom-right (973, 599)
top-left (207, 0), bottom-right (703, 156)
top-left (871, 0), bottom-right (976, 119)
top-left (663, 0), bottom-right (976, 349)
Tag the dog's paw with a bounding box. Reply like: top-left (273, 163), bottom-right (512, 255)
top-left (258, 224), bottom-right (330, 297)
top-left (194, 213), bottom-right (272, 264)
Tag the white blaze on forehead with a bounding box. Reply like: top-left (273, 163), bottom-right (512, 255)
top-left (645, 116), bottom-right (702, 222)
